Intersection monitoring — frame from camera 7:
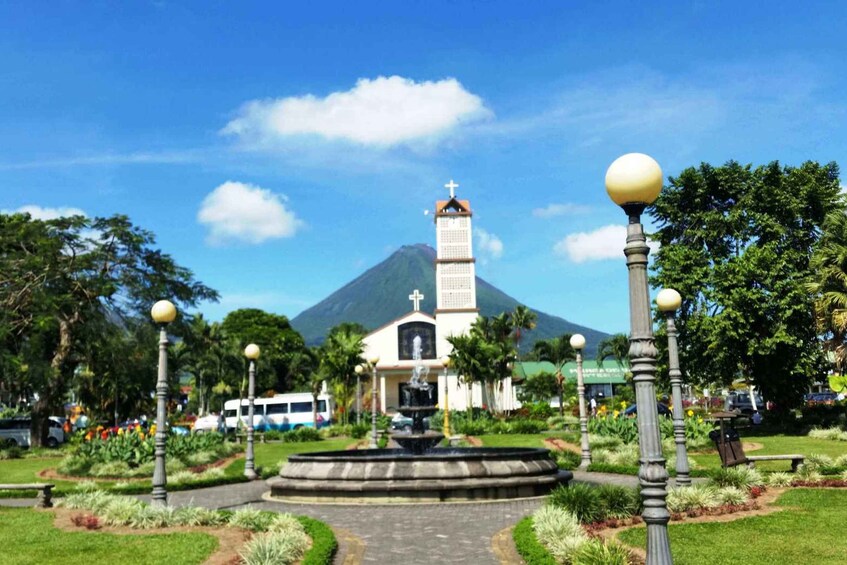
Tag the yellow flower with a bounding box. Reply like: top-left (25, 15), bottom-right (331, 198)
top-left (697, 417), bottom-right (703, 423)
top-left (687, 409), bottom-right (694, 417)
top-left (620, 401), bottom-right (628, 409)
top-left (117, 428), bottom-right (124, 435)
top-left (613, 410), bottom-right (620, 418)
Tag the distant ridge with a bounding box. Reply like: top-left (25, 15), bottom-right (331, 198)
top-left (291, 244), bottom-right (609, 355)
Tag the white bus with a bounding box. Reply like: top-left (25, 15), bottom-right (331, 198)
top-left (223, 392), bottom-right (333, 432)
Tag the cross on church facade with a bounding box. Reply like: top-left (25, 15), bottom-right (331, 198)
top-left (444, 179), bottom-right (459, 198)
top-left (408, 289), bottom-right (424, 311)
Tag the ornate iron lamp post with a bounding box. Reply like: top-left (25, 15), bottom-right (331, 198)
top-left (605, 153), bottom-right (672, 564)
top-left (354, 363), bottom-right (364, 426)
top-left (243, 343), bottom-right (260, 480)
top-left (150, 299), bottom-right (177, 507)
top-left (570, 333), bottom-right (591, 468)
top-left (368, 355), bottom-right (380, 448)
top-left (440, 356), bottom-right (451, 437)
top-left (657, 288), bottom-right (690, 487)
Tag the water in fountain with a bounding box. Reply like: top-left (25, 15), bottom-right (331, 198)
top-left (391, 335), bottom-right (444, 454)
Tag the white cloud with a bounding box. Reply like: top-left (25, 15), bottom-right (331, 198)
top-left (532, 203), bottom-right (591, 218)
top-left (554, 224), bottom-right (658, 263)
top-left (3, 205), bottom-right (87, 220)
top-left (222, 75), bottom-right (491, 148)
top-left (475, 228), bottom-right (504, 261)
top-left (197, 181), bottom-right (303, 245)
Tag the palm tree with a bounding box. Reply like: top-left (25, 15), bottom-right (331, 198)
top-left (808, 211), bottom-right (847, 373)
top-left (596, 333), bottom-right (630, 371)
top-left (320, 325), bottom-right (365, 425)
top-left (532, 335), bottom-right (576, 415)
top-left (511, 305), bottom-right (538, 355)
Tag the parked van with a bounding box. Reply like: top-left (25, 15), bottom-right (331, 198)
top-left (0, 417), bottom-right (65, 448)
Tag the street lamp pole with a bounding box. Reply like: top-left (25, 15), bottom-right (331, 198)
top-left (368, 355), bottom-right (380, 448)
top-left (570, 334), bottom-right (591, 468)
top-left (658, 289), bottom-right (690, 487)
top-left (356, 370), bottom-right (362, 425)
top-left (150, 300), bottom-right (177, 507)
top-left (605, 153), bottom-right (673, 564)
top-left (244, 344), bottom-right (260, 480)
top-left (441, 356), bottom-right (451, 437)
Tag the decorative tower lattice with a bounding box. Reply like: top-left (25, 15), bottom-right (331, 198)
top-left (435, 179), bottom-right (477, 312)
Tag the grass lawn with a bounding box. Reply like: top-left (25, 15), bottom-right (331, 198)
top-left (0, 458), bottom-right (118, 492)
top-left (224, 438), bottom-right (357, 476)
top-left (617, 488), bottom-right (847, 564)
top-left (0, 507), bottom-right (218, 565)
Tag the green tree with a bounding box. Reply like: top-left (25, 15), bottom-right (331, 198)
top-left (532, 335), bottom-right (576, 416)
top-left (511, 305), bottom-right (538, 355)
top-left (221, 308), bottom-right (307, 393)
top-left (516, 371), bottom-right (559, 404)
top-left (0, 213), bottom-right (217, 445)
top-left (596, 333), bottom-right (630, 370)
top-left (807, 210), bottom-right (847, 374)
top-left (650, 160), bottom-right (842, 409)
top-left (319, 324), bottom-right (364, 425)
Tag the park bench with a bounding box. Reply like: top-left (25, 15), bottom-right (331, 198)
top-left (709, 412), bottom-right (804, 472)
top-left (0, 483), bottom-right (55, 508)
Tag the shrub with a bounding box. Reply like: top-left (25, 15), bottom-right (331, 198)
top-left (200, 467), bottom-right (225, 480)
top-left (554, 450), bottom-right (581, 470)
top-left (283, 427), bottom-right (321, 443)
top-left (595, 484), bottom-right (641, 519)
top-left (808, 426), bottom-right (847, 441)
top-left (457, 420), bottom-right (490, 436)
top-left (173, 505), bottom-right (226, 527)
top-left (666, 485), bottom-right (719, 512)
top-left (74, 480), bottom-right (100, 493)
top-left (510, 419), bottom-right (548, 434)
top-left (129, 505), bottom-right (179, 529)
top-left (184, 450), bottom-right (218, 466)
top-left (263, 430), bottom-right (283, 441)
top-left (715, 486), bottom-right (748, 506)
top-left (58, 455), bottom-right (94, 476)
top-left (99, 497), bottom-right (145, 526)
top-left (297, 516), bottom-right (338, 565)
top-left (228, 507), bottom-right (278, 532)
top-left (796, 464), bottom-right (823, 483)
top-left (89, 461), bottom-right (132, 478)
top-left (513, 517), bottom-right (558, 565)
top-left (170, 470), bottom-right (200, 484)
top-left (588, 416), bottom-right (639, 444)
top-left (532, 504), bottom-right (588, 557)
top-left (547, 415), bottom-right (579, 431)
top-left (588, 435), bottom-right (622, 449)
top-left (709, 466), bottom-right (763, 490)
top-left (765, 472), bottom-right (794, 487)
top-left (547, 483), bottom-right (602, 524)
top-left (488, 420), bottom-right (512, 435)
top-left (572, 539), bottom-right (631, 565)
top-left (240, 530), bottom-right (310, 565)
top-left (0, 446), bottom-right (23, 460)
top-left (71, 513), bottom-right (101, 530)
top-left (350, 423), bottom-right (369, 439)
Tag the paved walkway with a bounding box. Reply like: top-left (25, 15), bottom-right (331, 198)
top-left (3, 470), bottom-right (693, 564)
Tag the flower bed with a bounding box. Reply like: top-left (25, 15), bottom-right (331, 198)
top-left (58, 484), bottom-right (336, 564)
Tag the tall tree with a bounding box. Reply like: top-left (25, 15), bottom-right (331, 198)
top-left (511, 305), bottom-right (538, 355)
top-left (596, 333), bottom-right (630, 370)
top-left (0, 213), bottom-right (218, 444)
top-left (650, 160), bottom-right (842, 409)
top-left (319, 324), bottom-right (364, 425)
top-left (532, 335), bottom-right (576, 416)
top-left (807, 210), bottom-right (847, 374)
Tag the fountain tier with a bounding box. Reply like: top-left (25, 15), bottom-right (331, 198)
top-left (268, 447), bottom-right (572, 503)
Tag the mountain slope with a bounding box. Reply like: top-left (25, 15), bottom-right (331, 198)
top-left (291, 244), bottom-right (609, 355)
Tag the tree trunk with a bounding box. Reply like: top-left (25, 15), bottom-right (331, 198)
top-left (32, 316), bottom-right (75, 447)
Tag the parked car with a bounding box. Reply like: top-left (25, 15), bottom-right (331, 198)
top-left (622, 403), bottom-right (672, 417)
top-left (0, 417), bottom-right (65, 448)
top-left (725, 392), bottom-right (765, 415)
top-left (804, 392), bottom-right (838, 406)
top-left (390, 413), bottom-right (430, 432)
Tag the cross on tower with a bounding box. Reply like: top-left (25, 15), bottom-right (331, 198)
top-left (444, 179), bottom-right (459, 199)
top-left (409, 289), bottom-right (424, 311)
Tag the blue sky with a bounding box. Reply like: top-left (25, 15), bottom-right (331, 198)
top-left (1, 1), bottom-right (845, 334)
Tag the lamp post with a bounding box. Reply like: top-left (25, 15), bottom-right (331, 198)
top-left (605, 152), bottom-right (672, 564)
top-left (150, 300), bottom-right (177, 507)
top-left (243, 343), bottom-right (260, 480)
top-left (570, 334), bottom-right (591, 468)
top-left (657, 288), bottom-right (690, 487)
top-left (368, 355), bottom-right (380, 448)
top-left (440, 356), bottom-right (451, 437)
top-left (354, 364), bottom-right (364, 426)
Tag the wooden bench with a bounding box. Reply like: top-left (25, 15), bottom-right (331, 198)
top-left (709, 412), bottom-right (804, 472)
top-left (0, 483), bottom-right (55, 508)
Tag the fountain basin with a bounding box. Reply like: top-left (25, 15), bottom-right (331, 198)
top-left (268, 447), bottom-right (572, 503)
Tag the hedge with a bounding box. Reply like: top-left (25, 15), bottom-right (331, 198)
top-left (298, 516), bottom-right (338, 565)
top-left (512, 516), bottom-right (557, 565)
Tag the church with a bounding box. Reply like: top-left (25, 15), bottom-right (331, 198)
top-left (361, 180), bottom-right (520, 415)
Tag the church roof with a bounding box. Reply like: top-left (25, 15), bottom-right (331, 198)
top-left (435, 198), bottom-right (472, 215)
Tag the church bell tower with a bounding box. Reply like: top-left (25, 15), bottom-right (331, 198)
top-left (434, 180), bottom-right (479, 353)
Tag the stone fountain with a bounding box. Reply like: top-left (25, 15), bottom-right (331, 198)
top-left (268, 334), bottom-right (572, 503)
